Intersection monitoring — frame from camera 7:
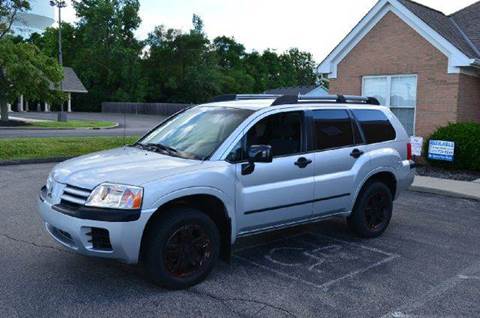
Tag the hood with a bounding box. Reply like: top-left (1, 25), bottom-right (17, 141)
top-left (52, 146), bottom-right (202, 189)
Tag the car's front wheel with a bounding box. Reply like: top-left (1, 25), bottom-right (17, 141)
top-left (347, 181), bottom-right (393, 238)
top-left (143, 207), bottom-right (220, 289)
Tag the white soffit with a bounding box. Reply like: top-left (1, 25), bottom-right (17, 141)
top-left (317, 0), bottom-right (473, 78)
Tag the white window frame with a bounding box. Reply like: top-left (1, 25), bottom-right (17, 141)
top-left (362, 74), bottom-right (418, 136)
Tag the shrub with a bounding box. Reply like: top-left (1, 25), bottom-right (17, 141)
top-left (425, 123), bottom-right (480, 171)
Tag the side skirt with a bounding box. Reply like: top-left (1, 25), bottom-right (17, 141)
top-left (236, 209), bottom-right (351, 238)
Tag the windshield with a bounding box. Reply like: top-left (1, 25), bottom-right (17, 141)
top-left (139, 106), bottom-right (253, 160)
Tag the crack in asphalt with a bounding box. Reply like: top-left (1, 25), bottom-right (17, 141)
top-left (187, 288), bottom-right (297, 317)
top-left (0, 233), bottom-right (73, 255)
top-left (0, 232), bottom-right (141, 278)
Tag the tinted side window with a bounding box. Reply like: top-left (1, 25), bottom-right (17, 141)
top-left (352, 109), bottom-right (396, 144)
top-left (247, 112), bottom-right (302, 157)
top-left (310, 110), bottom-right (355, 151)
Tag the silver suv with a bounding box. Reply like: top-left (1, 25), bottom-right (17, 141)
top-left (38, 94), bottom-right (415, 289)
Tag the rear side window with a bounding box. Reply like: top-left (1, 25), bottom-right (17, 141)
top-left (352, 109), bottom-right (396, 144)
top-left (310, 110), bottom-right (356, 151)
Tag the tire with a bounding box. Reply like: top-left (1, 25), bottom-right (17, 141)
top-left (143, 207), bottom-right (220, 290)
top-left (347, 181), bottom-right (393, 238)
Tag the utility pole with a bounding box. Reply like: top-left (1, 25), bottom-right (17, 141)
top-left (50, 0), bottom-right (67, 122)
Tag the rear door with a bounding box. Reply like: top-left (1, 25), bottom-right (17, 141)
top-left (307, 109), bottom-right (368, 217)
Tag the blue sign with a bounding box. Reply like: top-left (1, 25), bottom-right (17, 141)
top-left (428, 140), bottom-right (455, 162)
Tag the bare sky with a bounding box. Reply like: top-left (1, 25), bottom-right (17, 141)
top-left (59, 0), bottom-right (478, 62)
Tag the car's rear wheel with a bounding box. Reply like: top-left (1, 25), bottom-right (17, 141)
top-left (347, 181), bottom-right (393, 238)
top-left (143, 207), bottom-right (220, 289)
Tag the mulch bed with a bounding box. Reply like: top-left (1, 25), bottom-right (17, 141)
top-left (416, 165), bottom-right (480, 182)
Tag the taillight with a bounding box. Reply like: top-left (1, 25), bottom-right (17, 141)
top-left (407, 143), bottom-right (412, 160)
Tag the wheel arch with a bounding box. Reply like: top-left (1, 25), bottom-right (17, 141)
top-left (354, 170), bottom-right (397, 207)
top-left (140, 193), bottom-right (233, 263)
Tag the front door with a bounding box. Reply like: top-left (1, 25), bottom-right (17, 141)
top-left (231, 111), bottom-right (315, 234)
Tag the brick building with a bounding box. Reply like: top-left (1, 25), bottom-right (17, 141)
top-left (318, 0), bottom-right (480, 138)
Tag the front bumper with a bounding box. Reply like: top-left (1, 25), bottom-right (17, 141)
top-left (38, 191), bottom-right (156, 264)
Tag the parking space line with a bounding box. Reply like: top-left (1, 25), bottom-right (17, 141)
top-left (380, 260), bottom-right (480, 318)
top-left (458, 274), bottom-right (480, 280)
top-left (234, 254), bottom-right (328, 289)
top-left (234, 232), bottom-right (400, 290)
top-left (319, 254), bottom-right (399, 289)
top-left (305, 232), bottom-right (398, 258)
top-left (234, 232), bottom-right (306, 253)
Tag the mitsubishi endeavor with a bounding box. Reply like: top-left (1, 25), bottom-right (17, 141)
top-left (38, 94), bottom-right (415, 289)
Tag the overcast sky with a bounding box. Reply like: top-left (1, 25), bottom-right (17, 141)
top-left (58, 0), bottom-right (478, 62)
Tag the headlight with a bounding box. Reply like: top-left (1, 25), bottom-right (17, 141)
top-left (46, 172), bottom-right (54, 193)
top-left (85, 183), bottom-right (143, 210)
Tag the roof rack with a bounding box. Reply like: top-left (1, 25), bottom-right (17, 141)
top-left (210, 94), bottom-right (281, 103)
top-left (271, 95), bottom-right (380, 106)
top-left (209, 93), bottom-right (380, 106)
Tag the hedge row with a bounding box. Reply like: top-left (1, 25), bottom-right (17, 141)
top-left (425, 122), bottom-right (480, 171)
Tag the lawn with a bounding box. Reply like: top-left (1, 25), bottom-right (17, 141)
top-left (0, 136), bottom-right (139, 161)
top-left (29, 119), bottom-right (116, 129)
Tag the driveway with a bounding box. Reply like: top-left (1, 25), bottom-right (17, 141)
top-left (1, 163), bottom-right (479, 317)
top-left (0, 112), bottom-right (166, 138)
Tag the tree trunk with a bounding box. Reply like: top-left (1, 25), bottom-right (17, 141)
top-left (0, 98), bottom-right (9, 122)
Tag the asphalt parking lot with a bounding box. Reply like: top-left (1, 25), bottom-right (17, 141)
top-left (1, 163), bottom-right (479, 317)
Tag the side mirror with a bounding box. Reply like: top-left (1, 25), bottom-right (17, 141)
top-left (248, 145), bottom-right (272, 163)
top-left (242, 145), bottom-right (272, 176)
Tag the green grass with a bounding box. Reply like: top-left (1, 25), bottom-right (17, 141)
top-left (0, 136), bottom-right (139, 161)
top-left (30, 119), bottom-right (116, 129)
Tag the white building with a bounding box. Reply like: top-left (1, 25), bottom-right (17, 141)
top-left (11, 0), bottom-right (55, 38)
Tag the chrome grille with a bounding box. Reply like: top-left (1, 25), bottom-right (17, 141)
top-left (61, 184), bottom-right (91, 206)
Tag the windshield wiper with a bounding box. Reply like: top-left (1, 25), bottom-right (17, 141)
top-left (148, 143), bottom-right (179, 155)
top-left (135, 142), bottom-right (179, 157)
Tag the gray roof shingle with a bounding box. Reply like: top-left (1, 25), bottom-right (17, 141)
top-left (398, 0), bottom-right (480, 58)
top-left (61, 67), bottom-right (88, 93)
top-left (450, 2), bottom-right (480, 56)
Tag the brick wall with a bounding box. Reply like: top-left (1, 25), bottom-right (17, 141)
top-left (457, 73), bottom-right (480, 123)
top-left (329, 12), bottom-right (461, 138)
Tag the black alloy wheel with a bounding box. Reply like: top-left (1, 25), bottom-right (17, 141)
top-left (364, 192), bottom-right (389, 230)
top-left (347, 181), bottom-right (393, 238)
top-left (164, 224), bottom-right (213, 278)
top-left (143, 207), bottom-right (220, 289)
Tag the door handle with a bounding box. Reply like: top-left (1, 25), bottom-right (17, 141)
top-left (295, 157), bottom-right (312, 168)
top-left (350, 148), bottom-right (364, 159)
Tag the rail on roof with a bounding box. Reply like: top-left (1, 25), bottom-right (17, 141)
top-left (209, 94), bottom-right (380, 106)
top-left (210, 94), bottom-right (281, 103)
top-left (271, 95), bottom-right (380, 106)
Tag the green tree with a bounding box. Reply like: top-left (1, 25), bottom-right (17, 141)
top-left (144, 16), bottom-right (222, 103)
top-left (280, 48), bottom-right (317, 86)
top-left (0, 0), bottom-right (29, 38)
top-left (69, 0), bottom-right (145, 110)
top-left (192, 14), bottom-right (204, 34)
top-left (28, 6), bottom-right (320, 107)
top-left (212, 36), bottom-right (255, 94)
top-left (0, 39), bottom-right (64, 121)
top-left (29, 22), bottom-right (79, 67)
top-left (1, 1), bottom-right (63, 121)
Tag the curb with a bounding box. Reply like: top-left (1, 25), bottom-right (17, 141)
top-left (0, 122), bottom-right (119, 131)
top-left (409, 185), bottom-right (480, 201)
top-left (0, 157), bottom-right (72, 166)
